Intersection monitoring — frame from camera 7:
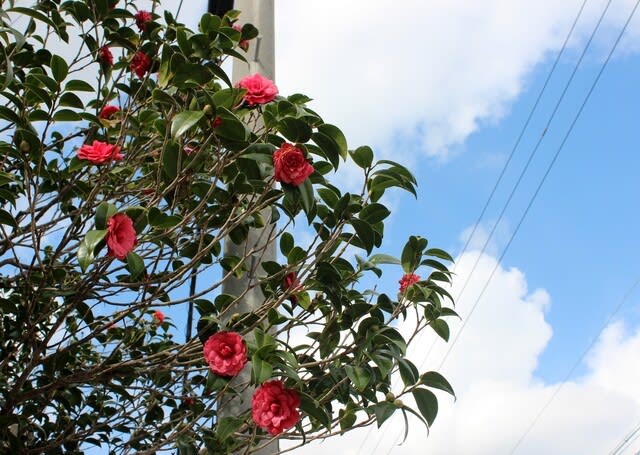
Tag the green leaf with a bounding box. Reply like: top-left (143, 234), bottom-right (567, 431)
top-left (50, 55), bottom-right (68, 83)
top-left (412, 388), bottom-right (438, 427)
top-left (368, 254), bottom-right (401, 265)
top-left (359, 203), bottom-right (390, 224)
top-left (95, 202), bottom-right (117, 230)
top-left (77, 229), bottom-right (107, 272)
top-left (279, 232), bottom-right (294, 256)
top-left (351, 218), bottom-right (375, 254)
top-left (298, 178), bottom-right (314, 215)
top-left (400, 236), bottom-right (427, 273)
top-left (0, 209), bottom-right (17, 228)
top-left (64, 79), bottom-right (94, 92)
top-left (398, 358), bottom-right (419, 387)
top-left (162, 142), bottom-right (180, 180)
top-left (345, 366), bottom-right (371, 392)
top-left (425, 248), bottom-right (454, 262)
top-left (216, 416), bottom-right (243, 441)
top-left (350, 145), bottom-right (373, 169)
top-left (0, 171), bottom-right (16, 186)
top-left (278, 118), bottom-right (313, 143)
top-left (317, 124), bottom-right (347, 158)
top-left (126, 252), bottom-right (145, 280)
top-left (420, 371), bottom-right (455, 398)
top-left (299, 393), bottom-right (331, 430)
top-left (171, 111), bottom-right (204, 139)
top-left (429, 319), bottom-right (450, 342)
top-left (148, 207), bottom-right (182, 229)
top-left (251, 355), bottom-right (272, 384)
top-left (214, 108), bottom-right (249, 141)
top-left (373, 402), bottom-right (397, 427)
top-left (53, 109), bottom-right (82, 122)
top-left (59, 92), bottom-right (84, 109)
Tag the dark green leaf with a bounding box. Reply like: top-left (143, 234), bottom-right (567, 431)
top-left (345, 366), bottom-right (371, 392)
top-left (53, 109), bottom-right (82, 122)
top-left (373, 402), bottom-right (396, 427)
top-left (429, 319), bottom-right (450, 342)
top-left (64, 79), bottom-right (94, 92)
top-left (125, 252), bottom-right (144, 280)
top-left (95, 202), bottom-right (117, 230)
top-left (299, 393), bottom-right (331, 430)
top-left (0, 209), bottom-right (17, 228)
top-left (359, 203), bottom-right (390, 224)
top-left (350, 145), bottom-right (373, 169)
top-left (412, 388), bottom-right (438, 427)
top-left (420, 371), bottom-right (455, 398)
top-left (216, 416), bottom-right (243, 441)
top-left (50, 54), bottom-right (68, 83)
top-left (251, 355), bottom-right (272, 384)
top-left (398, 358), bottom-right (419, 387)
top-left (298, 178), bottom-right (314, 215)
top-left (171, 111), bottom-right (204, 139)
top-left (317, 124), bottom-right (347, 159)
top-left (280, 232), bottom-right (294, 256)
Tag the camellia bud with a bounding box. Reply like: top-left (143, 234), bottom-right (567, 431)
top-left (385, 392), bottom-right (395, 402)
top-left (393, 399), bottom-right (404, 408)
top-left (19, 140), bottom-right (30, 152)
top-left (203, 104), bottom-right (213, 116)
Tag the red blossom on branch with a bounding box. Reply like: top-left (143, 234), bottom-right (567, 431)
top-left (106, 213), bottom-right (137, 260)
top-left (130, 51), bottom-right (151, 78)
top-left (134, 10), bottom-right (152, 32)
top-left (77, 140), bottom-right (123, 164)
top-left (399, 273), bottom-right (420, 293)
top-left (252, 380), bottom-right (300, 435)
top-left (203, 332), bottom-right (247, 377)
top-left (236, 73), bottom-right (278, 106)
top-left (273, 143), bottom-right (314, 186)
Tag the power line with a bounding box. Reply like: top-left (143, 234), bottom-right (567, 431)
top-left (610, 419), bottom-right (640, 455)
top-left (452, 0), bottom-right (613, 311)
top-left (413, 0), bottom-right (592, 389)
top-left (363, 0), bottom-right (594, 452)
top-left (502, 1), bottom-right (640, 450)
top-left (508, 269), bottom-right (640, 455)
top-left (385, 0), bottom-right (640, 451)
top-left (437, 0), bottom-right (617, 374)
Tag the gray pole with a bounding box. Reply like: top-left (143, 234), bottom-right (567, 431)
top-left (219, 1), bottom-right (278, 454)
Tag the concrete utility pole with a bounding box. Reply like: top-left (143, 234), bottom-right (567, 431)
top-left (209, 1), bottom-right (278, 454)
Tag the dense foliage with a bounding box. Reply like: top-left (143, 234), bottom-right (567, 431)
top-left (0, 1), bottom-right (458, 453)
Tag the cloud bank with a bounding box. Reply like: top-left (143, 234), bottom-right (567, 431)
top-left (283, 250), bottom-right (640, 454)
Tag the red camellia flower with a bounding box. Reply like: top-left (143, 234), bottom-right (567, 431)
top-left (99, 105), bottom-right (120, 120)
top-left (399, 273), bottom-right (420, 293)
top-left (203, 332), bottom-right (247, 377)
top-left (211, 116), bottom-right (222, 128)
top-left (153, 310), bottom-right (165, 324)
top-left (233, 24), bottom-right (250, 51)
top-left (236, 73), bottom-right (278, 105)
top-left (130, 51), bottom-right (151, 78)
top-left (273, 143), bottom-right (314, 186)
top-left (99, 46), bottom-right (113, 66)
top-left (77, 140), bottom-right (123, 164)
top-left (134, 10), bottom-right (152, 32)
top-left (252, 380), bottom-right (301, 435)
top-left (284, 272), bottom-right (301, 305)
top-left (106, 213), bottom-right (137, 260)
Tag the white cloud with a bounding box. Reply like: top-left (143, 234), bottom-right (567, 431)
top-left (283, 249), bottom-right (640, 454)
top-left (269, 0), bottom-right (640, 160)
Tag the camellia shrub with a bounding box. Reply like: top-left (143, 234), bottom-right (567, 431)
top-left (0, 1), bottom-right (458, 454)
